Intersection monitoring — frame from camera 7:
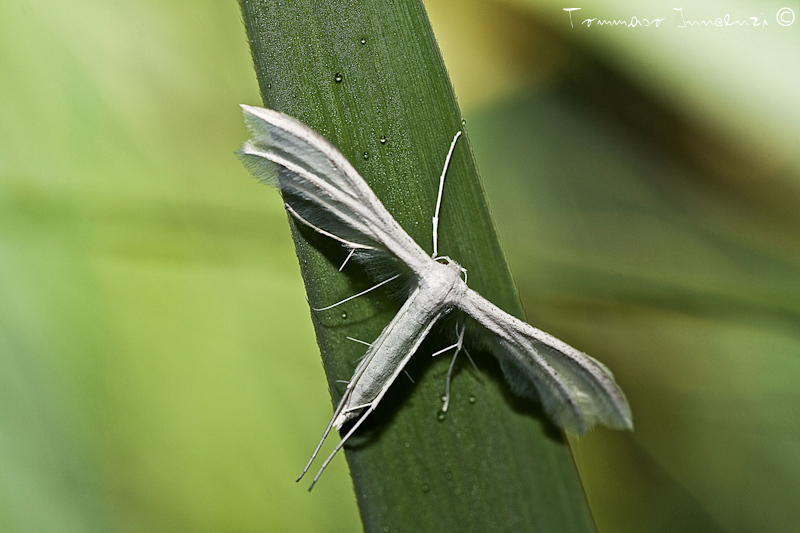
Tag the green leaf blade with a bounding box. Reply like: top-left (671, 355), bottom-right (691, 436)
top-left (239, 1), bottom-right (596, 530)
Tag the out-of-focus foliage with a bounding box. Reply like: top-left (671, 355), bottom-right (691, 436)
top-left (0, 2), bottom-right (359, 531)
top-left (431, 1), bottom-right (800, 532)
top-left (2, 0), bottom-right (798, 531)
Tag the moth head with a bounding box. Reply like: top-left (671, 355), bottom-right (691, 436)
top-left (434, 255), bottom-right (468, 284)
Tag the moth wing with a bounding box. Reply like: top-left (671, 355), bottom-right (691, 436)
top-left (237, 105), bottom-right (429, 270)
top-left (460, 288), bottom-right (633, 434)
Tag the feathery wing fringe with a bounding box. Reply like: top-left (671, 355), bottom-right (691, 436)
top-left (237, 105), bottom-right (430, 271)
top-left (462, 288), bottom-right (632, 434)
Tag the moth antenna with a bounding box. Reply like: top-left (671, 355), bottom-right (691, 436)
top-left (285, 203), bottom-right (377, 252)
top-left (312, 274), bottom-right (400, 311)
top-left (432, 131), bottom-right (463, 259)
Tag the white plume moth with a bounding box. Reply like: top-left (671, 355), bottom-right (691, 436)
top-left (237, 104), bottom-right (633, 490)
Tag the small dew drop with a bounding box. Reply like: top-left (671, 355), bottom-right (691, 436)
top-left (454, 487), bottom-right (462, 495)
top-left (461, 117), bottom-right (467, 125)
top-left (334, 73), bottom-right (343, 83)
top-left (363, 151), bottom-right (369, 160)
top-left (420, 483), bottom-right (430, 494)
top-left (444, 471), bottom-right (453, 480)
top-left (440, 396), bottom-right (447, 404)
top-left (379, 135), bottom-right (387, 144)
top-left (341, 312), bottom-right (348, 319)
top-left (437, 411), bottom-right (447, 422)
top-left (360, 37), bottom-right (367, 45)
top-left (267, 83), bottom-right (272, 89)
top-left (404, 441), bottom-right (411, 448)
top-left (469, 395), bottom-right (477, 404)
top-left (383, 526), bottom-right (391, 533)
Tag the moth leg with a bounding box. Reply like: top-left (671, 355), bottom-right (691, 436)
top-left (312, 273), bottom-right (400, 311)
top-left (462, 347), bottom-right (482, 381)
top-left (338, 248), bottom-right (356, 271)
top-left (284, 203), bottom-right (376, 252)
top-left (345, 336), bottom-right (372, 348)
top-left (431, 325), bottom-right (466, 413)
top-left (345, 336), bottom-right (372, 364)
top-left (307, 402), bottom-right (378, 491)
top-left (442, 352), bottom-right (460, 413)
top-left (297, 389), bottom-right (353, 483)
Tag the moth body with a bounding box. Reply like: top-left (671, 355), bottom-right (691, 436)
top-left (236, 104), bottom-right (633, 489)
top-left (333, 257), bottom-right (467, 429)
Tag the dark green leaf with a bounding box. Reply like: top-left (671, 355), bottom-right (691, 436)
top-left (239, 1), bottom-right (596, 531)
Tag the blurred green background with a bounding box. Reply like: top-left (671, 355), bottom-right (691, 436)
top-left (2, 1), bottom-right (799, 531)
